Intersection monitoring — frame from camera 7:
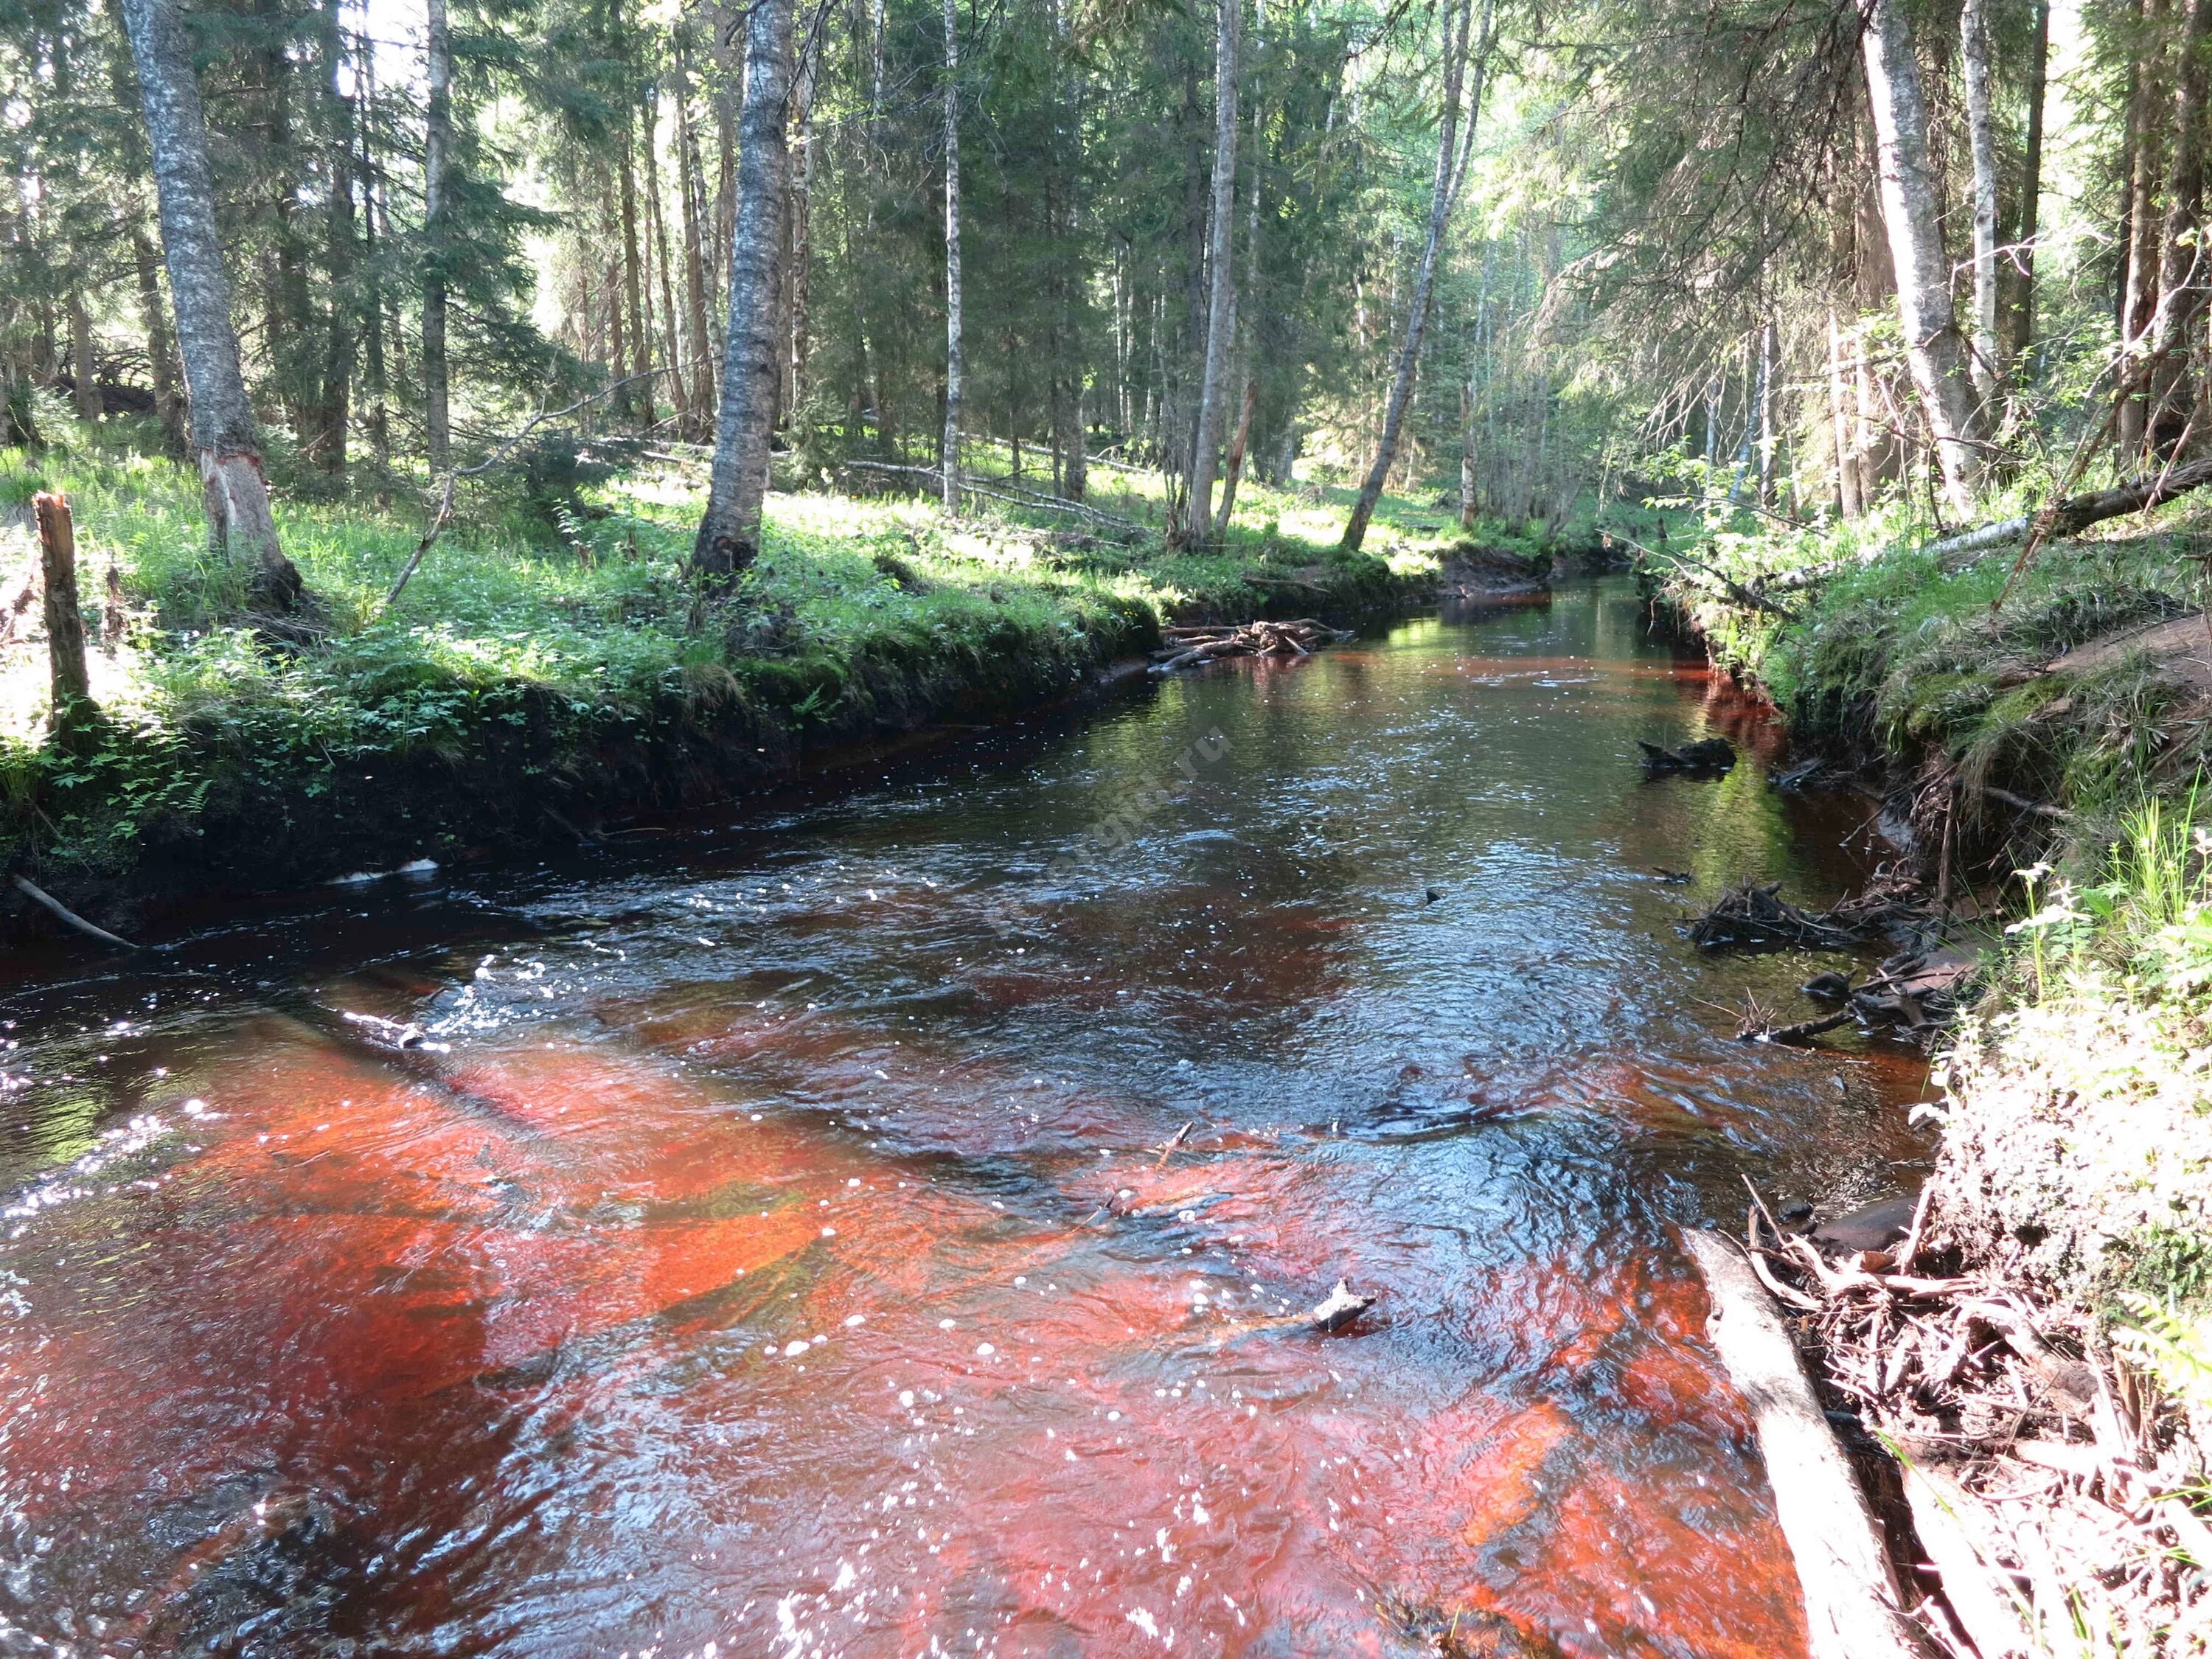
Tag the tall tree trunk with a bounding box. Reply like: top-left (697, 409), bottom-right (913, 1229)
top-left (676, 69), bottom-right (717, 439)
top-left (787, 32), bottom-right (817, 425)
top-left (2007, 0), bottom-right (2051, 361)
top-left (2149, 0), bottom-right (2212, 452)
top-left (317, 0), bottom-right (353, 485)
top-left (1186, 0), bottom-right (1240, 543)
top-left (690, 0), bottom-right (793, 580)
top-left (68, 289), bottom-right (98, 419)
top-left (1458, 376), bottom-right (1478, 527)
top-left (940, 0), bottom-right (964, 513)
top-left (1851, 333), bottom-right (1882, 506)
top-left (1340, 0), bottom-right (1486, 554)
top-left (1860, 0), bottom-right (1981, 515)
top-left (131, 229), bottom-right (182, 452)
top-left (646, 88), bottom-right (689, 433)
top-left (1827, 310), bottom-right (1863, 518)
top-left (1961, 0), bottom-right (2000, 409)
top-left (359, 49), bottom-right (391, 481)
top-left (614, 4), bottom-right (647, 427)
top-left (119, 0), bottom-right (305, 607)
top-left (422, 0), bottom-right (453, 474)
top-left (2120, 0), bottom-right (2170, 458)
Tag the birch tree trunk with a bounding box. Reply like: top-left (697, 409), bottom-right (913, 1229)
top-left (1339, 0), bottom-right (1485, 555)
top-left (1860, 0), bottom-right (1981, 516)
top-left (422, 0), bottom-right (453, 475)
top-left (317, 0), bottom-right (355, 484)
top-left (119, 0), bottom-right (305, 608)
top-left (941, 0), bottom-right (964, 514)
top-left (1186, 0), bottom-right (1240, 543)
top-left (691, 0), bottom-right (794, 580)
top-left (1961, 0), bottom-right (2000, 409)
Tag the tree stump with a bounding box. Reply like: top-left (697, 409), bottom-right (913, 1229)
top-left (32, 491), bottom-right (95, 742)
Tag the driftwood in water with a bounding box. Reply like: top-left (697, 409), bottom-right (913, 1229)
top-left (1683, 1229), bottom-right (1926, 1659)
top-left (1688, 882), bottom-right (1867, 953)
top-left (10, 874), bottom-right (144, 952)
top-left (1150, 617), bottom-right (1351, 675)
top-left (1638, 736), bottom-right (1736, 772)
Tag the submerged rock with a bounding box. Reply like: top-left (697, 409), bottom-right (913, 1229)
top-left (1636, 736), bottom-right (1737, 773)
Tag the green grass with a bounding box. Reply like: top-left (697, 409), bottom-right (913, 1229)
top-left (0, 424), bottom-right (1449, 883)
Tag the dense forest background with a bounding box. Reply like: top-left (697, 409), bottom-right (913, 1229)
top-left (4, 0), bottom-right (2180, 568)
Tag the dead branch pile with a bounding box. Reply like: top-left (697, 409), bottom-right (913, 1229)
top-left (1689, 881), bottom-right (1871, 953)
top-left (1149, 618), bottom-right (1352, 675)
top-left (1733, 1191), bottom-right (2212, 1657)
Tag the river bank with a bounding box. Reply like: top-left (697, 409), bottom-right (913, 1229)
top-left (0, 439), bottom-right (1557, 940)
top-left (1645, 504), bottom-right (2212, 1654)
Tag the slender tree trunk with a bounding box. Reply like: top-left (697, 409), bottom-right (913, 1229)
top-left (422, 0), bottom-right (453, 474)
top-left (1852, 334), bottom-right (1881, 505)
top-left (1860, 0), bottom-right (1981, 515)
top-left (357, 50), bottom-right (391, 482)
top-left (2149, 0), bottom-right (2212, 451)
top-left (1827, 310), bottom-right (1862, 518)
top-left (131, 229), bottom-right (181, 451)
top-left (615, 7), bottom-right (647, 427)
top-left (317, 0), bottom-right (354, 485)
top-left (119, 0), bottom-right (305, 606)
top-left (1216, 374), bottom-right (1259, 530)
top-left (1961, 0), bottom-right (2000, 408)
top-left (2121, 0), bottom-right (2170, 458)
top-left (690, 0), bottom-right (793, 580)
top-left (1458, 376), bottom-right (1478, 526)
top-left (1340, 0), bottom-right (1486, 554)
top-left (2008, 0), bottom-right (2050, 362)
top-left (1186, 0), bottom-right (1240, 543)
top-left (68, 289), bottom-right (98, 419)
top-left (787, 33), bottom-right (817, 425)
top-left (676, 69), bottom-right (717, 438)
top-left (646, 87), bottom-right (690, 434)
top-left (941, 0), bottom-right (964, 513)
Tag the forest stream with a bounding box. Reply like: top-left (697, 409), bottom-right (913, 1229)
top-left (0, 579), bottom-right (1933, 1658)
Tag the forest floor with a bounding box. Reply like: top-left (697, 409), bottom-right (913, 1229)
top-left (0, 426), bottom-right (1540, 930)
top-left (1648, 500), bottom-right (2212, 1655)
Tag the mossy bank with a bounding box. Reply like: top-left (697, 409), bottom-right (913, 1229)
top-left (0, 439), bottom-right (1521, 936)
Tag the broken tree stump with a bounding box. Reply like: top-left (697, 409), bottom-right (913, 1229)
top-left (32, 491), bottom-right (94, 742)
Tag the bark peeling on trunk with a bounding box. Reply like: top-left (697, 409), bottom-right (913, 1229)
top-left (119, 0), bottom-right (306, 610)
top-left (691, 0), bottom-right (795, 582)
top-left (1860, 0), bottom-right (1982, 517)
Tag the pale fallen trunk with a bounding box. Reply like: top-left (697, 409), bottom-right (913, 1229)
top-left (1340, 0), bottom-right (1486, 555)
top-left (1961, 0), bottom-right (2000, 409)
top-left (940, 0), bottom-right (963, 514)
top-left (119, 0), bottom-right (305, 608)
top-left (1683, 1231), bottom-right (1924, 1659)
top-left (1186, 0), bottom-right (1240, 543)
top-left (422, 0), bottom-right (453, 475)
top-left (1860, 0), bottom-right (1980, 516)
top-left (690, 0), bottom-right (793, 580)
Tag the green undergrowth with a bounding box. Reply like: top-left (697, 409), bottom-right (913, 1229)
top-left (1936, 800), bottom-right (2212, 1408)
top-left (0, 431), bottom-right (1439, 893)
top-left (1649, 495), bottom-right (2212, 851)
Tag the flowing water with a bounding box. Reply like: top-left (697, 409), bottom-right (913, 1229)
top-left (0, 580), bottom-right (1931, 1658)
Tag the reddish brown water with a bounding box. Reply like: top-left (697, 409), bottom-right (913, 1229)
top-left (0, 582), bottom-right (1930, 1657)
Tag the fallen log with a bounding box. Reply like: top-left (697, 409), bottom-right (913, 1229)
top-left (1761, 457), bottom-right (2212, 596)
top-left (1683, 1230), bottom-right (1927, 1659)
top-left (1148, 618), bottom-right (1351, 675)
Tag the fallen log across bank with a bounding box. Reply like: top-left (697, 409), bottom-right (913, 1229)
top-left (1755, 457), bottom-right (2212, 597)
top-left (1682, 1228), bottom-right (1927, 1659)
